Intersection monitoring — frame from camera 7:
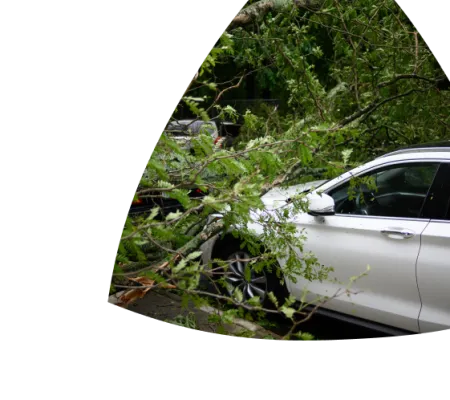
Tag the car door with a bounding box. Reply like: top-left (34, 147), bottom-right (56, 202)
top-left (416, 162), bottom-right (450, 332)
top-left (286, 161), bottom-right (439, 332)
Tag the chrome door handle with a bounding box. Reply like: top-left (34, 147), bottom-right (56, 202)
top-left (380, 229), bottom-right (415, 239)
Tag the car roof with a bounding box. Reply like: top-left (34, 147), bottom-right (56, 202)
top-left (319, 143), bottom-right (450, 192)
top-left (377, 140), bottom-right (450, 158)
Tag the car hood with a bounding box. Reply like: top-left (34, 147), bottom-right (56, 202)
top-left (260, 179), bottom-right (328, 206)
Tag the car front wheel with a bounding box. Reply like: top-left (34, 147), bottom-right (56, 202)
top-left (212, 238), bottom-right (288, 309)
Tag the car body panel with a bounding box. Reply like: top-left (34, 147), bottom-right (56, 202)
top-left (260, 179), bottom-right (328, 207)
top-left (417, 220), bottom-right (450, 332)
top-left (286, 212), bottom-right (428, 332)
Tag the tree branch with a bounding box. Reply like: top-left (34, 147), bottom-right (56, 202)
top-left (378, 74), bottom-right (437, 88)
top-left (228, 0), bottom-right (323, 30)
top-left (335, 87), bottom-right (431, 129)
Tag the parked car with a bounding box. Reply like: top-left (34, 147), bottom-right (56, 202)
top-left (165, 119), bottom-right (241, 149)
top-left (200, 141), bottom-right (450, 334)
top-left (165, 119), bottom-right (219, 150)
top-left (129, 119), bottom-right (241, 216)
top-left (129, 120), bottom-right (217, 217)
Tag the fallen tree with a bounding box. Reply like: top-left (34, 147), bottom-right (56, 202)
top-left (111, 0), bottom-right (450, 339)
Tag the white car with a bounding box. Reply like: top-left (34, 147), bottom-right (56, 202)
top-left (201, 142), bottom-right (450, 335)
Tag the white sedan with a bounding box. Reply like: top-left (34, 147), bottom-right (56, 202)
top-left (201, 143), bottom-right (450, 334)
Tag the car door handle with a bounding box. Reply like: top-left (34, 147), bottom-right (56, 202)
top-left (380, 228), bottom-right (415, 239)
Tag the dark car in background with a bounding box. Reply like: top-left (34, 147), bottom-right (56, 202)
top-left (128, 111), bottom-right (258, 218)
top-left (128, 119), bottom-right (222, 219)
top-left (165, 119), bottom-right (241, 149)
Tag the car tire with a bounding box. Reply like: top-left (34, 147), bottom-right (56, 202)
top-left (211, 238), bottom-right (288, 309)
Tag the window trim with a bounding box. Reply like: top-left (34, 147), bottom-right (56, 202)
top-left (420, 162), bottom-right (450, 221)
top-left (324, 159), bottom-right (441, 220)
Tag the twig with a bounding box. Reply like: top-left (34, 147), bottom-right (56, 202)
top-left (187, 289), bottom-right (295, 316)
top-left (360, 88), bottom-right (428, 124)
top-left (115, 283), bottom-right (160, 290)
top-left (115, 260), bottom-right (171, 277)
top-left (214, 74), bottom-right (245, 104)
top-left (378, 74), bottom-right (436, 88)
top-left (413, 31), bottom-right (419, 74)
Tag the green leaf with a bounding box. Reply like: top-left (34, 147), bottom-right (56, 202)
top-left (296, 331), bottom-right (315, 340)
top-left (222, 309), bottom-right (239, 324)
top-left (234, 288), bottom-right (244, 303)
top-left (172, 259), bottom-right (187, 273)
top-left (300, 288), bottom-right (309, 304)
top-left (166, 189), bottom-right (192, 209)
top-left (299, 145), bottom-right (313, 164)
top-left (146, 207), bottom-right (160, 222)
top-left (166, 210), bottom-right (182, 221)
top-left (183, 96), bottom-right (204, 103)
top-left (267, 292), bottom-right (279, 308)
top-left (341, 148), bottom-right (353, 165)
top-left (117, 240), bottom-right (127, 256)
top-left (147, 159), bottom-right (168, 181)
top-left (247, 296), bottom-right (261, 306)
top-left (283, 295), bottom-right (297, 307)
top-left (115, 253), bottom-right (129, 264)
top-left (280, 306), bottom-right (296, 319)
top-left (244, 265), bottom-right (252, 283)
top-left (186, 251), bottom-right (203, 261)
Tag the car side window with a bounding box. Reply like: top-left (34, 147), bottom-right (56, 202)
top-left (420, 163), bottom-right (450, 220)
top-left (327, 163), bottom-right (439, 218)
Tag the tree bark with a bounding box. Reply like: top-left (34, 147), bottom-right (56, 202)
top-left (229, 0), bottom-right (323, 30)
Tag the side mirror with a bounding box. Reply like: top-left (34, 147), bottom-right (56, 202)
top-left (307, 192), bottom-right (335, 216)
